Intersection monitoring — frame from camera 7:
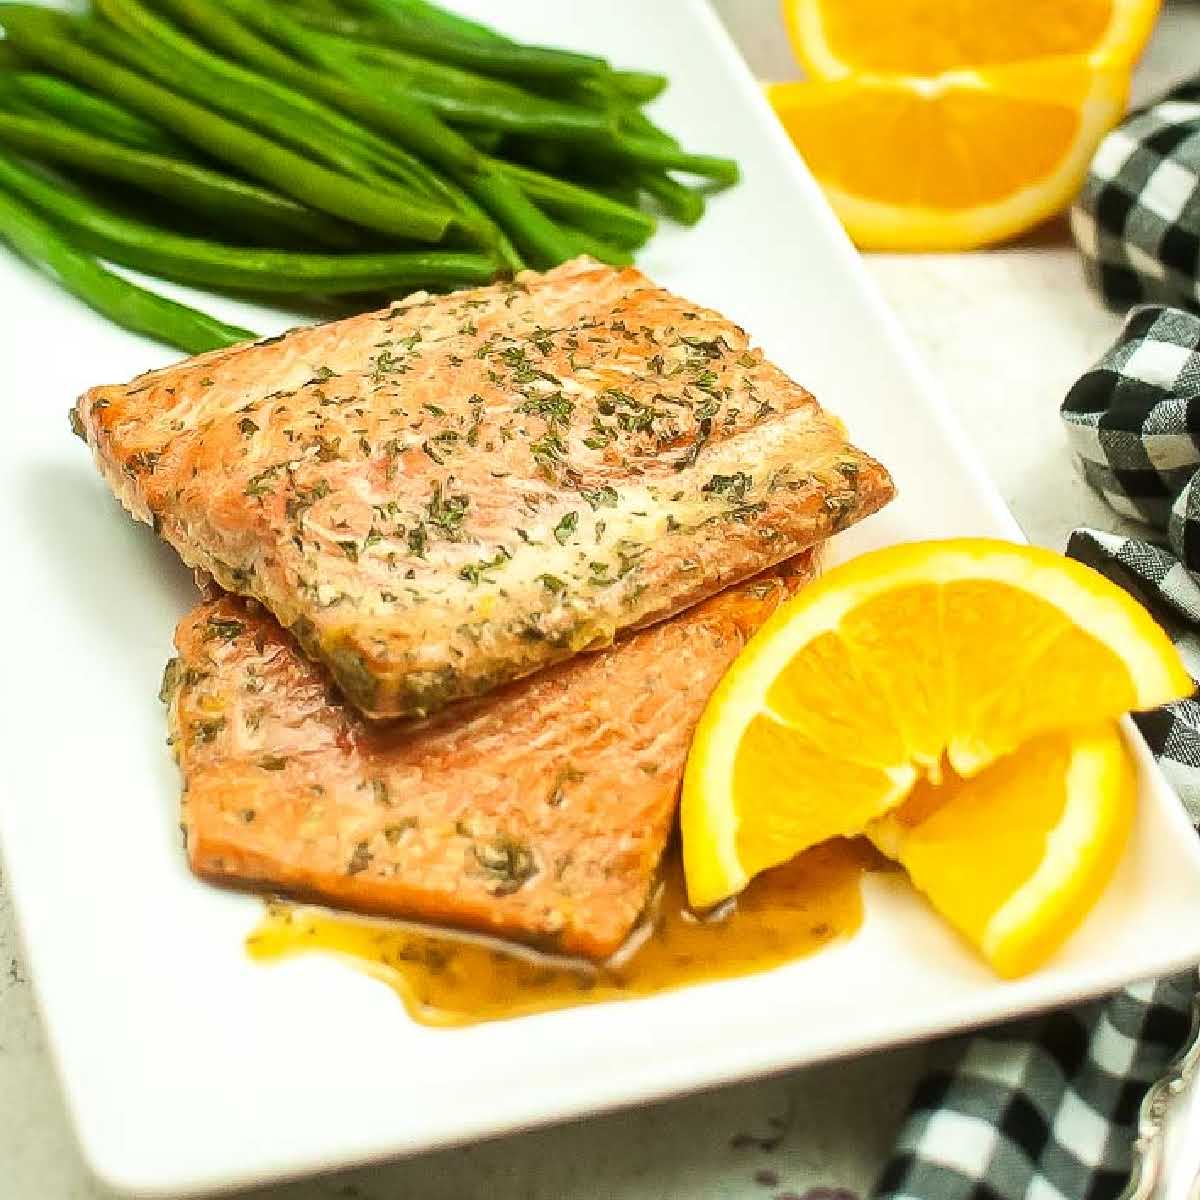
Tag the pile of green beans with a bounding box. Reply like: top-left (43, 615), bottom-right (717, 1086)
top-left (0, 0), bottom-right (738, 353)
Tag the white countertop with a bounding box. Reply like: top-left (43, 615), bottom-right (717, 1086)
top-left (3, 3), bottom-right (1199, 1196)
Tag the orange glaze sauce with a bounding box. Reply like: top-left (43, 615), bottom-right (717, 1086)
top-left (247, 838), bottom-right (880, 1026)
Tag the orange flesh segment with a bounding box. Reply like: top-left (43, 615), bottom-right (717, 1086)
top-left (887, 737), bottom-right (1075, 946)
top-left (815, 0), bottom-right (1116, 74)
top-left (733, 716), bottom-right (909, 879)
top-left (775, 77), bottom-right (1083, 209)
top-left (870, 723), bottom-right (1137, 976)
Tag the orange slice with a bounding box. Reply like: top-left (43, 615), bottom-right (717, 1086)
top-left (680, 539), bottom-right (1190, 910)
top-left (783, 0), bottom-right (1161, 80)
top-left (766, 60), bottom-right (1129, 250)
top-left (868, 723), bottom-right (1135, 976)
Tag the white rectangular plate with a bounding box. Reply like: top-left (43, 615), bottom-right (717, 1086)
top-left (3, 3), bottom-right (1200, 1196)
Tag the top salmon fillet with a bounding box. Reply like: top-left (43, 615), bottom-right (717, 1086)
top-left (78, 257), bottom-right (893, 719)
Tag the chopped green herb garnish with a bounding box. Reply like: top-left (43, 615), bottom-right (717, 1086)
top-left (459, 548), bottom-right (510, 586)
top-left (472, 835), bottom-right (536, 895)
top-left (426, 480), bottom-right (469, 540)
top-left (203, 615), bottom-right (244, 641)
top-left (553, 511), bottom-right (579, 545)
top-left (530, 430), bottom-right (566, 471)
top-left (407, 524), bottom-right (429, 559)
top-left (193, 716), bottom-right (225, 744)
top-left (384, 818), bottom-right (417, 844)
top-left (702, 472), bottom-right (753, 502)
top-left (346, 841), bottom-right (372, 875)
top-left (518, 392), bottom-right (574, 424)
top-left (547, 766), bottom-right (584, 808)
top-left (581, 485), bottom-right (618, 510)
top-left (245, 464), bottom-right (284, 497)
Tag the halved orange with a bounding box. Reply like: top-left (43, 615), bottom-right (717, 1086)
top-left (681, 539), bottom-right (1190, 911)
top-left (766, 59), bottom-right (1129, 250)
top-left (868, 723), bottom-right (1135, 977)
top-left (783, 0), bottom-right (1161, 80)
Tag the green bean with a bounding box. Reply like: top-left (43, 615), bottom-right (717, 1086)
top-left (137, 0), bottom-right (515, 268)
top-left (0, 81), bottom-right (44, 124)
top-left (403, 56), bottom-right (739, 182)
top-left (288, 0), bottom-right (344, 16)
top-left (327, 2), bottom-right (608, 84)
top-left (306, 29), bottom-right (615, 141)
top-left (0, 150), bottom-right (500, 293)
top-left (0, 5), bottom-right (461, 242)
top-left (321, 49), bottom-right (613, 141)
top-left (551, 75), bottom-right (629, 115)
top-left (594, 104), bottom-right (738, 184)
top-left (212, 0), bottom-right (581, 266)
top-left (208, 0), bottom-right (467, 173)
top-left (557, 224), bottom-right (634, 267)
top-left (0, 40), bottom-right (23, 67)
top-left (614, 105), bottom-right (734, 192)
top-left (495, 159), bottom-right (654, 247)
top-left (607, 71), bottom-right (668, 103)
top-left (0, 71), bottom-right (33, 100)
top-left (211, 4), bottom-right (522, 264)
top-left (366, 0), bottom-right (507, 47)
top-left (0, 163), bottom-right (254, 353)
top-left (458, 125), bottom-right (505, 153)
top-left (293, 19), bottom-right (665, 155)
top-left (145, 0), bottom-right (512, 251)
top-left (510, 139), bottom-right (570, 176)
top-left (356, 4), bottom-right (665, 103)
top-left (610, 132), bottom-right (739, 184)
top-left (82, 15), bottom-right (385, 189)
top-left (134, 0), bottom-right (503, 251)
top-left (0, 110), bottom-right (362, 248)
top-left (619, 105), bottom-right (679, 147)
top-left (638, 171), bottom-right (706, 226)
top-left (93, 0), bottom-right (471, 212)
top-left (6, 71), bottom-right (180, 154)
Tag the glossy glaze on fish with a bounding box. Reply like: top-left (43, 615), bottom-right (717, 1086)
top-left (81, 258), bottom-right (892, 719)
top-left (164, 554), bottom-right (816, 959)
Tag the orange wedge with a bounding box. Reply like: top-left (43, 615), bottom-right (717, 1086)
top-left (681, 539), bottom-right (1190, 911)
top-left (783, 0), bottom-right (1161, 80)
top-left (766, 59), bottom-right (1129, 250)
top-left (868, 723), bottom-right (1135, 977)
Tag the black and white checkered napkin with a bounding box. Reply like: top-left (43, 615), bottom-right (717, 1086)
top-left (873, 303), bottom-right (1200, 1200)
top-left (1073, 79), bottom-right (1200, 312)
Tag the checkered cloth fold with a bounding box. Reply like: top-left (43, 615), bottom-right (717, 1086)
top-left (1073, 79), bottom-right (1200, 311)
top-left (874, 305), bottom-right (1200, 1200)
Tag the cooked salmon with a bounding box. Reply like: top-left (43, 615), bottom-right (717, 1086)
top-left (82, 257), bottom-right (892, 719)
top-left (164, 553), bottom-right (817, 959)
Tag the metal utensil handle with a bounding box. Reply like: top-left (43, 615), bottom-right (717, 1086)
top-left (1119, 972), bottom-right (1200, 1200)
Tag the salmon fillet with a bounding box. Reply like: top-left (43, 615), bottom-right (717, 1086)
top-left (83, 257), bottom-right (892, 719)
top-left (164, 553), bottom-right (817, 960)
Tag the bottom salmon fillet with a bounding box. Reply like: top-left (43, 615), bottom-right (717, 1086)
top-left (164, 551), bottom-right (817, 960)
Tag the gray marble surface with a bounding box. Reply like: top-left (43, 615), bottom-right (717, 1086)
top-left (5, 2), bottom-right (1200, 1197)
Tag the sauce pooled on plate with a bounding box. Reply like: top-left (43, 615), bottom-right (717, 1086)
top-left (247, 839), bottom-right (875, 1026)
